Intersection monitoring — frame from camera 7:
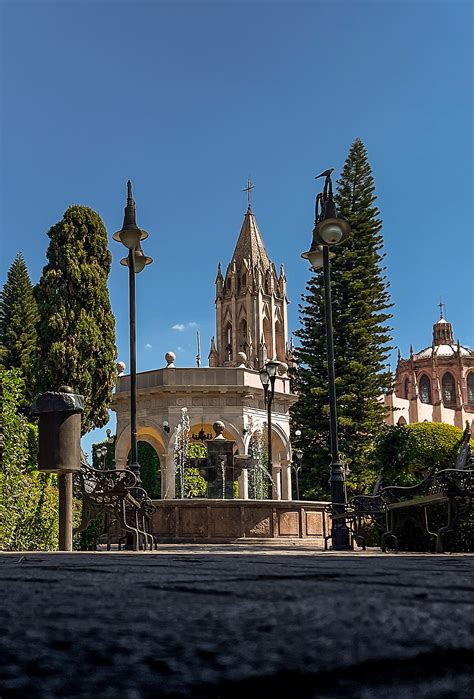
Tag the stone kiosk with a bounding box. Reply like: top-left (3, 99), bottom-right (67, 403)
top-left (112, 199), bottom-right (330, 543)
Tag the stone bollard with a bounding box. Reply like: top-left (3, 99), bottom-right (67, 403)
top-left (31, 387), bottom-right (84, 551)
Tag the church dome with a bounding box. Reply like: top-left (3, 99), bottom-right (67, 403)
top-left (412, 311), bottom-right (473, 359)
top-left (414, 344), bottom-right (472, 360)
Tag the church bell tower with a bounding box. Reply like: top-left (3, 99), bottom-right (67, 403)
top-left (209, 190), bottom-right (290, 369)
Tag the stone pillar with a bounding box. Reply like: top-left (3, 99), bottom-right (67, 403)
top-left (238, 468), bottom-right (249, 499)
top-left (115, 456), bottom-right (127, 470)
top-left (162, 452), bottom-right (176, 499)
top-left (280, 459), bottom-right (292, 500)
top-left (272, 465), bottom-right (282, 500)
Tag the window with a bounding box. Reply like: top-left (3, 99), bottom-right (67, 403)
top-left (397, 416), bottom-right (407, 426)
top-left (225, 323), bottom-right (233, 361)
top-left (467, 373), bottom-right (474, 405)
top-left (419, 375), bottom-right (431, 404)
top-left (404, 377), bottom-right (410, 399)
top-left (442, 372), bottom-right (456, 406)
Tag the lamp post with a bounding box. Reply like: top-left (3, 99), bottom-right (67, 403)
top-left (301, 170), bottom-right (351, 550)
top-left (259, 359), bottom-right (280, 496)
top-left (292, 448), bottom-right (303, 501)
top-left (113, 181), bottom-right (153, 482)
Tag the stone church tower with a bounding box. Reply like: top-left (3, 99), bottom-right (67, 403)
top-left (209, 203), bottom-right (290, 369)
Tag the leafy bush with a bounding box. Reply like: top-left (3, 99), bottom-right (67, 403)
top-left (375, 422), bottom-right (466, 488)
top-left (0, 369), bottom-right (59, 551)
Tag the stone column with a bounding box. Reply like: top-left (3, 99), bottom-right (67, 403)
top-left (115, 456), bottom-right (127, 470)
top-left (272, 465), bottom-right (282, 500)
top-left (280, 459), bottom-right (292, 500)
top-left (162, 452), bottom-right (176, 499)
top-left (238, 468), bottom-right (249, 499)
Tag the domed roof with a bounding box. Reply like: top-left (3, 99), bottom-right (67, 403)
top-left (414, 344), bottom-right (472, 360)
top-left (402, 309), bottom-right (473, 362)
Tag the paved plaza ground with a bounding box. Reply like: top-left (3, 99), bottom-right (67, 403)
top-left (0, 545), bottom-right (473, 698)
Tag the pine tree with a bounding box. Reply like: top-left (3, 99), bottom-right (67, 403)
top-left (292, 139), bottom-right (393, 498)
top-left (35, 205), bottom-right (116, 433)
top-left (0, 253), bottom-right (39, 406)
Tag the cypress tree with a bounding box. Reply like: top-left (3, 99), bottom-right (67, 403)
top-left (292, 139), bottom-right (393, 498)
top-left (36, 205), bottom-right (116, 433)
top-left (0, 253), bottom-right (39, 405)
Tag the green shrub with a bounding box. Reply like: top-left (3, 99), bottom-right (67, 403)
top-left (0, 369), bottom-right (59, 551)
top-left (375, 421), bottom-right (466, 488)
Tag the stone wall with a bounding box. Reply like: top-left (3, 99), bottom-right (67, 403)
top-left (151, 499), bottom-right (329, 542)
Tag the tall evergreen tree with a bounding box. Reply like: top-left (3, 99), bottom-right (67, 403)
top-left (0, 253), bottom-right (39, 405)
top-left (292, 139), bottom-right (393, 498)
top-left (36, 205), bottom-right (116, 433)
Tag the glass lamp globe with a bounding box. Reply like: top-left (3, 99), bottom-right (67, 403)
top-left (259, 368), bottom-right (270, 387)
top-left (265, 360), bottom-right (280, 378)
top-left (319, 223), bottom-right (344, 245)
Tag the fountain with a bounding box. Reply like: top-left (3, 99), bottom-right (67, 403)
top-left (152, 416), bottom-right (329, 543)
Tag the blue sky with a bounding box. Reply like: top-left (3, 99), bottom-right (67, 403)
top-left (1, 0), bottom-right (472, 456)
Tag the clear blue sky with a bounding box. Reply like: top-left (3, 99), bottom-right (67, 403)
top-left (1, 0), bottom-right (472, 456)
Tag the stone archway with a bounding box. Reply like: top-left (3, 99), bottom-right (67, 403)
top-left (115, 423), bottom-right (171, 498)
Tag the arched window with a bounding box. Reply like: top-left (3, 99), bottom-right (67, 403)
top-left (404, 377), bottom-right (410, 399)
top-left (225, 323), bottom-right (233, 362)
top-left (241, 273), bottom-right (247, 292)
top-left (442, 372), bottom-right (456, 406)
top-left (419, 375), bottom-right (431, 404)
top-left (238, 318), bottom-right (248, 352)
top-left (467, 373), bottom-right (474, 405)
top-left (397, 416), bottom-right (407, 426)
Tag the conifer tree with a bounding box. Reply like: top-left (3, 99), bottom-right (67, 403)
top-left (0, 253), bottom-right (39, 405)
top-left (292, 139), bottom-right (393, 498)
top-left (36, 206), bottom-right (116, 433)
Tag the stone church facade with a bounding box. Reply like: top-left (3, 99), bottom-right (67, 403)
top-left (112, 203), bottom-right (297, 499)
top-left (384, 313), bottom-right (474, 429)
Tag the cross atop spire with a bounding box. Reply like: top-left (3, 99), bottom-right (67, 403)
top-left (437, 298), bottom-right (446, 319)
top-left (242, 176), bottom-right (255, 211)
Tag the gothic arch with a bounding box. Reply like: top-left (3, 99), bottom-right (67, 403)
top-left (275, 319), bottom-right (285, 361)
top-left (419, 374), bottom-right (432, 404)
top-left (263, 316), bottom-right (272, 358)
top-left (467, 372), bottom-right (474, 405)
top-left (441, 371), bottom-right (456, 406)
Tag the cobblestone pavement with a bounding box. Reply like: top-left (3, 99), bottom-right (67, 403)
top-left (0, 546), bottom-right (473, 698)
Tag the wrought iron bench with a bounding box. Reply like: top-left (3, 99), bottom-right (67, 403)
top-left (74, 452), bottom-right (157, 551)
top-left (338, 423), bottom-right (473, 552)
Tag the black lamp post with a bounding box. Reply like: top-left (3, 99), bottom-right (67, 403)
top-left (301, 170), bottom-right (351, 551)
top-left (259, 359), bottom-right (280, 495)
top-left (292, 448), bottom-right (303, 501)
top-left (113, 181), bottom-right (153, 482)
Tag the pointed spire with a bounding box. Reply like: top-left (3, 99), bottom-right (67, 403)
top-left (231, 207), bottom-right (271, 275)
top-left (409, 343), bottom-right (414, 357)
top-left (397, 347), bottom-right (401, 361)
top-left (208, 336), bottom-right (218, 367)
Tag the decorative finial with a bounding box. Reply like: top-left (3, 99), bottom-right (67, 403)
top-left (437, 298), bottom-right (446, 319)
top-left (242, 176), bottom-right (255, 211)
top-left (121, 180), bottom-right (138, 231)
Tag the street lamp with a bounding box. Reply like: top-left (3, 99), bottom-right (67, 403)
top-left (113, 181), bottom-right (153, 482)
top-left (301, 169), bottom-right (351, 551)
top-left (292, 448), bottom-right (303, 501)
top-left (259, 359), bottom-right (280, 496)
